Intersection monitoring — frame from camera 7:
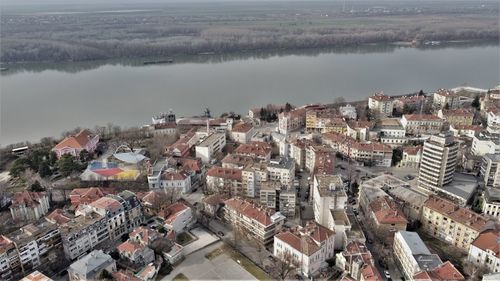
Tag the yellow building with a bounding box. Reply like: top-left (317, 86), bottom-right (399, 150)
top-left (438, 108), bottom-right (474, 127)
top-left (420, 196), bottom-right (492, 251)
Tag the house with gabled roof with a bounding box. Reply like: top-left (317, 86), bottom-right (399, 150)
top-left (52, 129), bottom-right (99, 159)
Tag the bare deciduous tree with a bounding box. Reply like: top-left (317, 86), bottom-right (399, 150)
top-left (271, 250), bottom-right (300, 280)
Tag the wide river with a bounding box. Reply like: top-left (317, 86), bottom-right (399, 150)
top-left (1, 43), bottom-right (499, 146)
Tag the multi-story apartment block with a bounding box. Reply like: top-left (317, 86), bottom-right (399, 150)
top-left (336, 241), bottom-right (383, 281)
top-left (400, 114), bottom-right (444, 136)
top-left (60, 210), bottom-right (110, 260)
top-left (109, 190), bottom-right (144, 232)
top-left (368, 92), bottom-right (393, 117)
top-left (242, 162), bottom-right (268, 198)
top-left (148, 166), bottom-right (192, 193)
top-left (223, 197), bottom-right (285, 245)
top-left (433, 89), bottom-right (460, 109)
top-left (471, 132), bottom-right (500, 156)
top-left (231, 122), bottom-right (255, 144)
top-left (467, 229), bottom-right (500, 274)
top-left (9, 191), bottom-right (50, 222)
top-left (449, 124), bottom-right (483, 138)
top-left (195, 132), bottom-right (226, 163)
top-left (312, 174), bottom-right (347, 226)
top-left (278, 108), bottom-right (306, 134)
top-left (437, 108), bottom-right (474, 127)
top-left (206, 166), bottom-right (242, 196)
top-left (486, 107), bottom-right (500, 134)
top-left (347, 121), bottom-right (373, 141)
top-left (418, 132), bottom-right (458, 192)
top-left (394, 231), bottom-right (464, 281)
top-left (322, 132), bottom-right (393, 167)
top-left (259, 181), bottom-right (296, 217)
top-left (267, 157), bottom-right (295, 188)
top-left (368, 197), bottom-right (407, 236)
top-left (393, 94), bottom-right (425, 113)
top-left (287, 138), bottom-right (315, 170)
top-left (420, 196), bottom-right (493, 251)
top-left (68, 250), bottom-right (116, 281)
top-left (374, 118), bottom-right (407, 147)
top-left (234, 141), bottom-right (272, 161)
top-left (274, 221), bottom-right (335, 277)
top-left (0, 221), bottom-right (61, 280)
top-left (160, 200), bottom-right (195, 233)
top-left (480, 154), bottom-right (500, 188)
top-left (306, 109), bottom-right (347, 134)
top-left (86, 197), bottom-right (127, 240)
top-left (339, 104), bottom-right (357, 120)
top-left (305, 145), bottom-right (335, 173)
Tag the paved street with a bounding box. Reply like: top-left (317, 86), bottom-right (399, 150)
top-left (163, 241), bottom-right (257, 281)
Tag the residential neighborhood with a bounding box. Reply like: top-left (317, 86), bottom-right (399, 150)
top-left (1, 85), bottom-right (500, 281)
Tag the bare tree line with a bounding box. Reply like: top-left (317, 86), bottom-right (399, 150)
top-left (0, 2), bottom-right (498, 63)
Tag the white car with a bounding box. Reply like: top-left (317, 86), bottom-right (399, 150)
top-left (384, 270), bottom-right (391, 279)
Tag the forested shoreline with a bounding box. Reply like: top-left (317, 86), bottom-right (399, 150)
top-left (1, 1), bottom-right (498, 63)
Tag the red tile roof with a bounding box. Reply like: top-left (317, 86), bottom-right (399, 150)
top-left (361, 264), bottom-right (384, 281)
top-left (234, 141), bottom-right (272, 158)
top-left (11, 191), bottom-right (46, 207)
top-left (161, 170), bottom-right (189, 181)
top-left (404, 114), bottom-right (443, 121)
top-left (112, 271), bottom-right (140, 281)
top-left (53, 129), bottom-right (94, 150)
top-left (441, 109), bottom-right (473, 117)
top-left (275, 231), bottom-right (320, 256)
top-left (117, 240), bottom-right (143, 254)
top-left (232, 122), bottom-right (254, 133)
top-left (403, 145), bottom-right (422, 155)
top-left (471, 229), bottom-right (500, 258)
top-left (160, 201), bottom-right (190, 225)
top-left (89, 196), bottom-right (122, 212)
top-left (224, 197), bottom-right (277, 226)
top-left (424, 196), bottom-right (490, 231)
top-left (69, 187), bottom-right (111, 207)
top-left (207, 166), bottom-right (242, 181)
top-left (370, 197), bottom-right (408, 225)
top-left (435, 89), bottom-right (456, 97)
top-left (413, 261), bottom-right (464, 281)
top-left (370, 92), bottom-right (391, 102)
top-left (130, 226), bottom-right (160, 245)
top-left (46, 209), bottom-right (72, 225)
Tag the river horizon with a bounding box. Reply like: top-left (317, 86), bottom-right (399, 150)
top-left (1, 43), bottom-right (499, 146)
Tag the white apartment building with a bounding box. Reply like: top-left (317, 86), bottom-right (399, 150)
top-left (418, 132), bottom-right (458, 192)
top-left (158, 169), bottom-right (192, 194)
top-left (468, 229), bottom-right (500, 274)
top-left (224, 198), bottom-right (285, 245)
top-left (400, 114), bottom-right (444, 136)
top-left (60, 211), bottom-right (110, 260)
top-left (9, 191), bottom-right (50, 222)
top-left (368, 92), bottom-right (393, 117)
top-left (433, 89), bottom-right (460, 109)
top-left (231, 122), bottom-right (255, 144)
top-left (486, 107), bottom-right (500, 134)
top-left (339, 104), bottom-right (357, 120)
top-left (398, 146), bottom-right (422, 168)
top-left (312, 174), bottom-right (347, 226)
top-left (278, 108), bottom-right (306, 134)
top-left (393, 231), bottom-right (443, 280)
top-left (274, 221), bottom-right (335, 277)
top-left (481, 154), bottom-right (500, 188)
top-left (242, 162), bottom-right (268, 198)
top-left (267, 157), bottom-right (295, 188)
top-left (195, 132), bottom-right (226, 163)
top-left (472, 132), bottom-right (500, 156)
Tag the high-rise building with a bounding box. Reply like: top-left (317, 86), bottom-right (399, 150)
top-left (418, 132), bottom-right (458, 192)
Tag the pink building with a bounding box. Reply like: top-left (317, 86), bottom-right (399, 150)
top-left (52, 129), bottom-right (99, 158)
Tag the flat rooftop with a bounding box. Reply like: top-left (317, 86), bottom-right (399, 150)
top-left (198, 132), bottom-right (225, 147)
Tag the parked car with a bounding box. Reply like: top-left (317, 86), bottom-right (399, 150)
top-left (404, 175), bottom-right (415, 180)
top-left (384, 270), bottom-right (391, 279)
